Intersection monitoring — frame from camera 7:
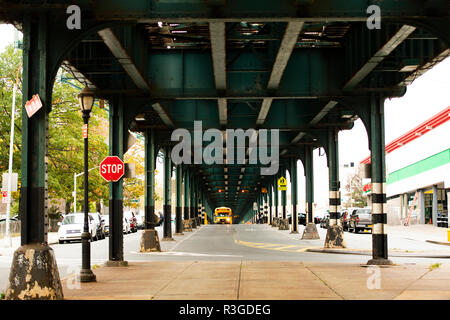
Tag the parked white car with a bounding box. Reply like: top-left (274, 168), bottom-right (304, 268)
top-left (90, 212), bottom-right (106, 240)
top-left (58, 213), bottom-right (98, 244)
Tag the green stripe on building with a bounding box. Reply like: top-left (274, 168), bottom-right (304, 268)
top-left (387, 149), bottom-right (450, 185)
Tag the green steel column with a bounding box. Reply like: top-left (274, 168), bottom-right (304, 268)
top-left (328, 128), bottom-right (340, 226)
top-left (163, 147), bottom-right (173, 240)
top-left (274, 175), bottom-right (279, 221)
top-left (305, 146), bottom-right (314, 223)
top-left (301, 145), bottom-right (320, 240)
top-left (175, 165), bottom-right (183, 235)
top-left (184, 167), bottom-right (190, 221)
top-left (190, 172), bottom-right (197, 228)
top-left (268, 184), bottom-right (273, 225)
top-left (108, 96), bottom-right (126, 264)
top-left (281, 168), bottom-right (287, 220)
top-left (324, 127), bottom-right (345, 248)
top-left (144, 129), bottom-right (157, 229)
top-left (368, 94), bottom-right (392, 265)
top-left (20, 13), bottom-right (49, 246)
top-left (290, 158), bottom-right (298, 233)
top-left (6, 13), bottom-right (64, 300)
top-left (263, 192), bottom-right (268, 224)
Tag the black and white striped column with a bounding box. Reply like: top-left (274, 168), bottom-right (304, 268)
top-left (328, 190), bottom-right (341, 226)
top-left (371, 182), bottom-right (388, 260)
top-left (264, 203), bottom-right (268, 224)
top-left (198, 202), bottom-right (202, 225)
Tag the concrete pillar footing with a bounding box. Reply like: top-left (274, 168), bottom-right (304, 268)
top-left (162, 237), bottom-right (175, 241)
top-left (301, 223), bottom-right (320, 240)
top-left (78, 269), bottom-right (97, 283)
top-left (278, 219), bottom-right (289, 230)
top-left (324, 224), bottom-right (346, 248)
top-left (174, 233), bottom-right (184, 236)
top-left (5, 243), bottom-right (63, 300)
top-left (140, 229), bottom-right (161, 252)
top-left (366, 258), bottom-right (394, 266)
top-left (104, 260), bottom-right (129, 267)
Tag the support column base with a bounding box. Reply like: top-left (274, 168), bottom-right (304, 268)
top-left (366, 258), bottom-right (394, 266)
top-left (78, 269), bottom-right (97, 283)
top-left (290, 231), bottom-right (299, 234)
top-left (140, 229), bottom-right (161, 252)
top-left (301, 223), bottom-right (320, 240)
top-left (5, 243), bottom-right (63, 300)
top-left (278, 219), bottom-right (289, 230)
top-left (174, 233), bottom-right (184, 236)
top-left (324, 224), bottom-right (346, 248)
top-left (183, 220), bottom-right (192, 232)
top-left (162, 237), bottom-right (175, 241)
top-left (104, 260), bottom-right (128, 267)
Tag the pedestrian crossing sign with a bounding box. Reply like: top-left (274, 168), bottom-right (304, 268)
top-left (278, 176), bottom-right (287, 191)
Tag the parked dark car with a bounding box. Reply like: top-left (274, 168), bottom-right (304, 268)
top-left (348, 208), bottom-right (372, 233)
top-left (298, 213), bottom-right (306, 226)
top-left (437, 212), bottom-right (448, 228)
top-left (287, 213), bottom-right (307, 225)
top-left (320, 214), bottom-right (329, 228)
top-left (339, 208), bottom-right (355, 231)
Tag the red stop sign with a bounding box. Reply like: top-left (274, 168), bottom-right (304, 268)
top-left (99, 156), bottom-right (125, 182)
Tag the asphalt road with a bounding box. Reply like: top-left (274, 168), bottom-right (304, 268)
top-left (1, 223), bottom-right (449, 293)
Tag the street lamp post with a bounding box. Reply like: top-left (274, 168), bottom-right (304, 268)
top-left (74, 166), bottom-right (99, 213)
top-left (78, 87), bottom-right (96, 283)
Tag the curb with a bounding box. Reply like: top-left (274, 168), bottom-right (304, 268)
top-left (426, 240), bottom-right (450, 246)
top-left (306, 248), bottom-right (450, 259)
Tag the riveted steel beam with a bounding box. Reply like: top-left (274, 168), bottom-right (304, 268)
top-left (344, 25), bottom-right (416, 90)
top-left (256, 22), bottom-right (304, 126)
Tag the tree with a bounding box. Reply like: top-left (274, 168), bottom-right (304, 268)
top-left (123, 138), bottom-right (145, 209)
top-left (343, 169), bottom-right (368, 208)
top-left (0, 43), bottom-right (110, 214)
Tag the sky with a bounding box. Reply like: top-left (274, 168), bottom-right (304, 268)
top-left (1, 23), bottom-right (448, 213)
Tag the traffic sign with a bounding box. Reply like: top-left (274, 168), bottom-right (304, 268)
top-left (278, 176), bottom-right (287, 191)
top-left (25, 94), bottom-right (43, 118)
top-left (99, 156), bottom-right (125, 182)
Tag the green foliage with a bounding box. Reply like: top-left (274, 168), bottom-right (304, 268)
top-left (0, 43), bottom-right (109, 214)
top-left (344, 170), bottom-right (368, 208)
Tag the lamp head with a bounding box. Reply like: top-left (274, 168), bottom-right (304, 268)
top-left (78, 87), bottom-right (95, 112)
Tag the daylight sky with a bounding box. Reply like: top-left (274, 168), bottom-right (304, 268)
top-left (1, 23), bottom-right (448, 213)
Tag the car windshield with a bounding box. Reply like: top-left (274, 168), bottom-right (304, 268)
top-left (62, 215), bottom-right (84, 225)
top-left (217, 213), bottom-right (230, 217)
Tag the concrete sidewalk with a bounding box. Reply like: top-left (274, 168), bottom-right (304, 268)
top-left (61, 260), bottom-right (450, 300)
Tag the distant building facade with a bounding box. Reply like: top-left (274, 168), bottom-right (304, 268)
top-left (361, 106), bottom-right (449, 226)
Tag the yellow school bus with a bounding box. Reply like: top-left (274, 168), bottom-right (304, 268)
top-left (214, 207), bottom-right (232, 224)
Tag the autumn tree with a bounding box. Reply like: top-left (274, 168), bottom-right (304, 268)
top-left (343, 169), bottom-right (368, 208)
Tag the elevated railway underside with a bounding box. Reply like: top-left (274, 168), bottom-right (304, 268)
top-left (0, 0), bottom-right (448, 299)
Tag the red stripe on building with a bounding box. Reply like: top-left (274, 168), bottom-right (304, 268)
top-left (361, 105), bottom-right (450, 164)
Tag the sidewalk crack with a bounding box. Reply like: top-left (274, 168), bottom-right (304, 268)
top-left (236, 260), bottom-right (243, 300)
top-left (149, 261), bottom-right (196, 300)
top-left (304, 264), bottom-right (345, 300)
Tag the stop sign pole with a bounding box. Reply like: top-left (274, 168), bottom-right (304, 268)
top-left (99, 156), bottom-right (125, 182)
